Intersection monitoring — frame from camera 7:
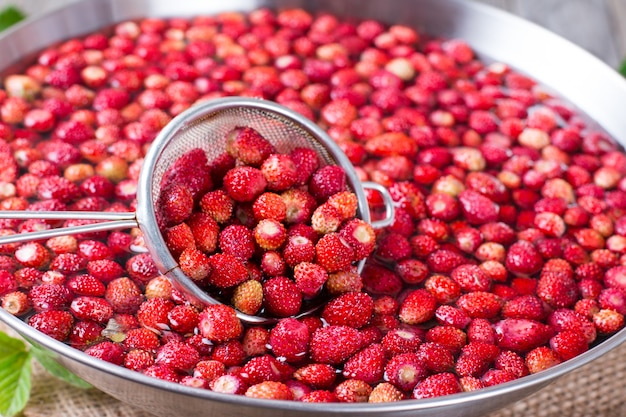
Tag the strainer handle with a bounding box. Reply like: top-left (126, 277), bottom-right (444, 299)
top-left (0, 211), bottom-right (138, 245)
top-left (362, 181), bottom-right (395, 229)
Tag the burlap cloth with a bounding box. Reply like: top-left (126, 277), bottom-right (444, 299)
top-left (2, 321), bottom-right (625, 417)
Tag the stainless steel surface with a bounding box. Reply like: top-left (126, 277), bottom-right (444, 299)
top-left (0, 0), bottom-right (626, 416)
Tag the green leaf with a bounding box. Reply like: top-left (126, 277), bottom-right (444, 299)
top-left (0, 351), bottom-right (32, 417)
top-left (0, 332), bottom-right (26, 357)
top-left (30, 346), bottom-right (92, 389)
top-left (620, 59), bottom-right (626, 78)
top-left (0, 6), bottom-right (26, 32)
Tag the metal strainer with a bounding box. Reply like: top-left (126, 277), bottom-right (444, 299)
top-left (0, 97), bottom-right (395, 324)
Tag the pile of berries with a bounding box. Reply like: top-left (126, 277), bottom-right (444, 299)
top-left (0, 7), bottom-right (625, 404)
top-left (157, 125), bottom-right (376, 317)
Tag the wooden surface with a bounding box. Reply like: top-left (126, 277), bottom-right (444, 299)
top-left (1, 0), bottom-right (625, 68)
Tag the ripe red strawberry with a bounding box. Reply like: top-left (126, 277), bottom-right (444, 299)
top-left (64, 273), bottom-right (104, 297)
top-left (342, 343), bottom-right (386, 384)
top-left (339, 219), bottom-right (376, 260)
top-left (69, 321), bottom-right (105, 350)
top-left (293, 262), bottom-right (328, 298)
top-left (494, 318), bottom-right (552, 352)
top-left (369, 382), bottom-right (404, 402)
top-left (137, 297), bottom-right (174, 333)
top-left (536, 269), bottom-right (579, 308)
top-left (326, 269), bottom-right (363, 295)
top-left (155, 340), bottom-right (200, 372)
top-left (223, 166), bottom-right (267, 202)
top-left (178, 247), bottom-right (211, 281)
top-left (245, 381), bottom-right (294, 400)
top-left (450, 264), bottom-right (492, 293)
top-left (125, 253), bottom-right (159, 285)
top-left (252, 192), bottom-right (287, 221)
top-left (549, 330), bottom-right (588, 361)
top-left (426, 326), bottom-right (467, 355)
top-left (15, 242), bottom-right (52, 269)
top-left (290, 147), bottom-right (320, 185)
top-left (198, 304), bottom-right (243, 342)
top-left (294, 363), bottom-right (337, 389)
top-left (85, 341), bottom-right (125, 365)
top-left (104, 277), bottom-right (143, 314)
top-left (494, 350), bottom-right (529, 378)
top-left (123, 328), bottom-right (161, 352)
top-left (161, 148), bottom-right (212, 199)
top-left (361, 263), bottom-right (404, 296)
top-left (365, 132), bottom-right (418, 158)
top-left (70, 296), bottom-right (114, 324)
top-left (166, 304), bottom-right (199, 335)
top-left (525, 346), bottom-right (562, 374)
top-left (501, 295), bottom-right (547, 321)
top-left (456, 291), bottom-right (502, 319)
top-left (384, 352), bottom-right (428, 392)
top-left (458, 189), bottom-right (499, 225)
top-left (311, 203), bottom-right (343, 234)
top-left (28, 283), bottom-right (71, 312)
top-left (242, 327), bottom-right (270, 357)
top-left (504, 240), bottom-right (544, 277)
top-left (260, 153), bottom-right (298, 191)
top-left (334, 379), bottom-right (373, 403)
top-left (315, 233), bottom-right (354, 272)
top-left (28, 310), bottom-right (74, 341)
top-left (123, 349), bottom-right (155, 372)
top-left (239, 354), bottom-right (294, 385)
top-left (398, 289), bottom-right (437, 325)
top-left (310, 325), bottom-right (363, 365)
top-left (208, 253), bottom-right (249, 288)
top-left (387, 181), bottom-right (427, 220)
top-left (321, 291), bottom-right (374, 328)
top-left (283, 235), bottom-right (316, 267)
top-left (281, 188), bottom-right (317, 224)
top-left (412, 372), bottom-right (461, 399)
top-left (376, 233), bottom-right (412, 262)
top-left (163, 223), bottom-right (196, 258)
top-left (309, 165), bottom-right (347, 202)
top-left (263, 276), bottom-right (303, 317)
top-left (199, 189), bottom-right (234, 223)
top-left (232, 279), bottom-right (264, 315)
top-left (158, 183), bottom-right (194, 227)
top-left (210, 374), bottom-right (248, 395)
top-left (193, 360), bottom-right (226, 382)
top-left (269, 318), bottom-right (310, 363)
top-left (225, 126), bottom-right (276, 166)
top-left (143, 364), bottom-right (180, 383)
top-left (254, 218), bottom-right (287, 250)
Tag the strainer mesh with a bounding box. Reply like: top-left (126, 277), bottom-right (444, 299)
top-left (149, 104), bottom-right (339, 207)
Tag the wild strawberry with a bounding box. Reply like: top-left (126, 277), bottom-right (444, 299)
top-left (200, 189), bottom-right (234, 223)
top-left (311, 203), bottom-right (343, 234)
top-left (426, 326), bottom-right (467, 355)
top-left (70, 296), bottom-right (114, 324)
top-left (536, 269), bottom-right (578, 309)
top-left (193, 360), bottom-right (226, 383)
top-left (376, 233), bottom-right (412, 262)
top-left (15, 242), bottom-right (52, 269)
top-left (332, 378), bottom-right (371, 403)
top-left (450, 264), bottom-right (492, 293)
top-left (493, 318), bottom-right (552, 352)
top-left (216, 224), bottom-right (254, 260)
top-left (457, 189), bottom-right (499, 225)
top-left (337, 219), bottom-right (376, 260)
top-left (163, 223), bottom-right (196, 258)
top-left (223, 166), bottom-right (267, 202)
top-left (28, 310), bottom-right (74, 341)
top-left (87, 259), bottom-right (124, 283)
top-left (293, 262), bottom-right (328, 298)
top-left (254, 218), bottom-right (287, 250)
top-left (315, 233), bottom-right (354, 272)
top-left (198, 304), bottom-right (243, 342)
top-left (245, 381), bottom-right (294, 400)
top-left (239, 354), bottom-right (294, 385)
top-left (294, 363), bottom-right (337, 389)
top-left (158, 183), bottom-right (194, 226)
top-left (2, 291), bottom-right (30, 316)
top-left (412, 372), bottom-right (461, 399)
top-left (361, 263), bottom-right (404, 296)
top-left (322, 291), bottom-right (374, 329)
top-left (123, 328), bottom-right (161, 352)
top-left (309, 165), bottom-right (347, 202)
top-left (593, 309), bottom-right (625, 334)
top-left (161, 148), bottom-right (212, 199)
top-left (365, 132), bottom-right (417, 158)
top-left (501, 295), bottom-right (547, 321)
top-left (283, 235), bottom-right (316, 267)
top-left (137, 297), bottom-right (174, 333)
top-left (143, 364), bottom-right (180, 383)
top-left (263, 276), bottom-right (303, 317)
top-left (182, 213), bottom-right (217, 255)
top-left (232, 280), bottom-right (264, 315)
top-left (290, 147), bottom-right (320, 185)
top-left (456, 291), bottom-right (502, 319)
top-left (226, 126), bottom-right (275, 165)
top-left (398, 289), bottom-right (437, 325)
top-left (69, 321), bottom-right (105, 350)
top-left (85, 341), bottom-right (125, 365)
top-left (549, 330), bottom-right (588, 361)
top-left (207, 253), bottom-right (249, 288)
top-left (310, 325), bottom-right (363, 365)
top-left (343, 343), bottom-right (386, 384)
top-left (210, 374), bottom-right (248, 395)
top-left (326, 269), bottom-right (363, 295)
top-left (269, 318), bottom-right (310, 363)
top-left (279, 188), bottom-right (316, 224)
top-left (252, 192), bottom-right (287, 221)
top-left (155, 340), bottom-right (200, 372)
top-left (260, 153), bottom-right (298, 192)
top-left (28, 283), bottom-right (71, 312)
top-left (125, 253), bottom-right (158, 285)
top-left (504, 240), bottom-right (543, 277)
top-left (178, 248), bottom-right (211, 282)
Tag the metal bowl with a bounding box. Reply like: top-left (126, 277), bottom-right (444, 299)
top-left (1, 1), bottom-right (626, 416)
